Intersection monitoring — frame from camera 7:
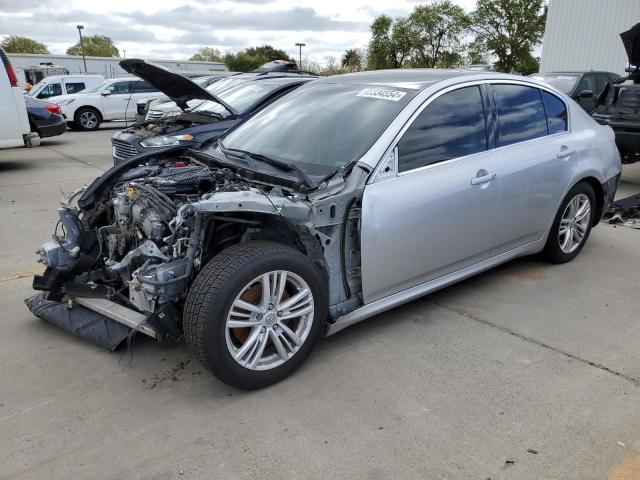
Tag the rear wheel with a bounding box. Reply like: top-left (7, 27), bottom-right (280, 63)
top-left (543, 182), bottom-right (595, 263)
top-left (74, 107), bottom-right (101, 131)
top-left (183, 241), bottom-right (327, 390)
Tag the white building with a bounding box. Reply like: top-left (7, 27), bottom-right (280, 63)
top-left (7, 53), bottom-right (227, 79)
top-left (540, 0), bottom-right (640, 75)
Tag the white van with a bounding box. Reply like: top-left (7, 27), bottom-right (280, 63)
top-left (0, 47), bottom-right (32, 149)
top-left (28, 74), bottom-right (104, 100)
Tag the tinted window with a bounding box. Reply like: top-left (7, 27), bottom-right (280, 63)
top-left (493, 84), bottom-right (547, 146)
top-left (541, 91), bottom-right (567, 134)
top-left (64, 82), bottom-right (85, 94)
top-left (132, 80), bottom-right (159, 93)
top-left (37, 83), bottom-right (62, 99)
top-left (397, 86), bottom-right (488, 172)
top-left (594, 73), bottom-right (613, 96)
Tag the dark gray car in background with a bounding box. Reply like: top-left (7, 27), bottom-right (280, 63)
top-left (530, 71), bottom-right (620, 112)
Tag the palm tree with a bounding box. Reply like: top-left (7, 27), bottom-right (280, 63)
top-left (341, 49), bottom-right (363, 72)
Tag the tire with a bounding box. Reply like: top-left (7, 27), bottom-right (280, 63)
top-left (73, 107), bottom-right (101, 131)
top-left (543, 181), bottom-right (596, 264)
top-left (183, 241), bottom-right (327, 390)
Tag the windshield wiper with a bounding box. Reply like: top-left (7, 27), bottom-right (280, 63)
top-left (192, 110), bottom-right (226, 120)
top-left (218, 142), bottom-right (316, 190)
top-left (319, 159), bottom-right (359, 185)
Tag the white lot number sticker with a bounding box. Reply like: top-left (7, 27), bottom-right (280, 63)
top-left (357, 87), bottom-right (407, 102)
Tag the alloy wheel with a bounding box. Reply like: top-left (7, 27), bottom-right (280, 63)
top-left (225, 270), bottom-right (315, 371)
top-left (80, 111), bottom-right (98, 129)
top-left (558, 193), bottom-right (591, 254)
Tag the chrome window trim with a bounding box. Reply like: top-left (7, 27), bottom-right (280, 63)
top-left (369, 78), bottom-right (572, 182)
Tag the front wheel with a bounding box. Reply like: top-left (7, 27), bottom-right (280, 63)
top-left (183, 242), bottom-right (327, 390)
top-left (543, 182), bottom-right (595, 264)
top-left (74, 107), bottom-right (101, 131)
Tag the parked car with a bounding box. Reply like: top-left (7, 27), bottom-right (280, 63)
top-left (28, 74), bottom-right (104, 100)
top-left (112, 59), bottom-right (317, 163)
top-left (135, 74), bottom-right (233, 122)
top-left (592, 23), bottom-right (640, 164)
top-left (26, 70), bottom-right (621, 389)
top-left (53, 77), bottom-right (164, 131)
top-left (24, 96), bottom-right (66, 139)
top-left (529, 71), bottom-right (620, 112)
top-left (142, 62), bottom-right (313, 122)
top-left (0, 46), bottom-right (33, 149)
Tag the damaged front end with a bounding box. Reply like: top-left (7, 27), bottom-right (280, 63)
top-left (27, 149), bottom-right (365, 351)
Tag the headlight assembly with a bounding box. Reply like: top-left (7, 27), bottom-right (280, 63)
top-left (140, 134), bottom-right (194, 148)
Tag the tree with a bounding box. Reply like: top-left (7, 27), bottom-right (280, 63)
top-left (189, 47), bottom-right (223, 62)
top-left (341, 49), bottom-right (363, 72)
top-left (409, 1), bottom-right (469, 68)
top-left (367, 15), bottom-right (415, 70)
top-left (1, 36), bottom-right (49, 54)
top-left (224, 45), bottom-right (294, 72)
top-left (66, 35), bottom-right (119, 57)
top-left (470, 0), bottom-right (546, 73)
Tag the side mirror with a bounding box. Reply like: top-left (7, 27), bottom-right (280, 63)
top-left (578, 89), bottom-right (594, 99)
top-left (101, 90), bottom-right (111, 96)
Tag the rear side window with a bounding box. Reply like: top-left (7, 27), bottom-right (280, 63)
top-left (493, 84), bottom-right (547, 147)
top-left (398, 86), bottom-right (488, 172)
top-left (64, 82), bottom-right (85, 94)
top-left (541, 91), bottom-right (568, 134)
top-left (132, 80), bottom-right (159, 93)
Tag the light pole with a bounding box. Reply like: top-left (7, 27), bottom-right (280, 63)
top-left (295, 42), bottom-right (305, 71)
top-left (123, 49), bottom-right (126, 59)
top-left (76, 25), bottom-right (87, 73)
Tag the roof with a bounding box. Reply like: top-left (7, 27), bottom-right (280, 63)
top-left (535, 71), bottom-right (618, 75)
top-left (317, 69), bottom-right (475, 90)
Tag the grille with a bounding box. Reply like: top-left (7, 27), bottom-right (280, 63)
top-left (146, 110), bottom-right (164, 121)
top-left (112, 139), bottom-right (140, 160)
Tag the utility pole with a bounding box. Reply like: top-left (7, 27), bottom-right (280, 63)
top-left (76, 25), bottom-right (87, 73)
top-left (295, 42), bottom-right (306, 71)
top-left (123, 49), bottom-right (126, 59)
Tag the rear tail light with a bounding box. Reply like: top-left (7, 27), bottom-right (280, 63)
top-left (45, 105), bottom-right (61, 115)
top-left (0, 48), bottom-right (18, 87)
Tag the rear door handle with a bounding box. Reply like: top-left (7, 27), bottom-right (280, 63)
top-left (470, 172), bottom-right (496, 185)
top-left (557, 146), bottom-right (576, 158)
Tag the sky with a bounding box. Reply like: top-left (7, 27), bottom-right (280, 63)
top-left (0, 0), bottom-right (478, 63)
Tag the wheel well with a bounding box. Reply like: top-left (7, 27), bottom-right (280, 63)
top-left (74, 106), bottom-right (102, 122)
top-left (578, 177), bottom-right (604, 226)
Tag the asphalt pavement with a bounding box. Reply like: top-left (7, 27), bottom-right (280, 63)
top-left (1, 124), bottom-right (640, 480)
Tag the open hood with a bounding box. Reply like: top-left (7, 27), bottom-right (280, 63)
top-left (119, 59), bottom-right (236, 115)
top-left (621, 23), bottom-right (640, 67)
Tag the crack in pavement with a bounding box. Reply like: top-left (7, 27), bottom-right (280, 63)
top-left (44, 146), bottom-right (107, 172)
top-left (429, 299), bottom-right (640, 387)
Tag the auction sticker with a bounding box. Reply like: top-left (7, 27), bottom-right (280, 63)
top-left (356, 87), bottom-right (407, 101)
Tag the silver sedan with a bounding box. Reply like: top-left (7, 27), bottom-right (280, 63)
top-left (28, 70), bottom-right (622, 389)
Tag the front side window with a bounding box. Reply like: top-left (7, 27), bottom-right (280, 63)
top-left (132, 80), bottom-right (159, 93)
top-left (64, 82), bottom-right (85, 94)
top-left (37, 83), bottom-right (62, 99)
top-left (398, 86), bottom-right (488, 172)
top-left (575, 74), bottom-right (595, 95)
top-left (104, 81), bottom-right (131, 95)
top-left (541, 91), bottom-right (568, 135)
top-left (493, 84), bottom-right (547, 147)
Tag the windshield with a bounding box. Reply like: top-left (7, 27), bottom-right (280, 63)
top-left (195, 81), bottom-right (292, 116)
top-left (206, 76), bottom-right (248, 95)
top-left (220, 82), bottom-right (416, 172)
top-left (28, 80), bottom-right (47, 96)
top-left (530, 74), bottom-right (580, 94)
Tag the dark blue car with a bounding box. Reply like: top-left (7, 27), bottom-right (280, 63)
top-left (111, 59), bottom-right (316, 164)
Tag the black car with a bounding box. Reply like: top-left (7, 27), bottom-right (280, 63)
top-left (592, 23), bottom-right (640, 164)
top-left (24, 95), bottom-right (66, 138)
top-left (529, 70), bottom-right (620, 113)
top-left (111, 59), bottom-right (317, 164)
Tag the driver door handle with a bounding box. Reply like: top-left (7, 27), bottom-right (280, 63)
top-left (471, 172), bottom-right (496, 185)
top-left (557, 146), bottom-right (576, 158)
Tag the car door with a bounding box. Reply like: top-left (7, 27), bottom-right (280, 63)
top-left (36, 82), bottom-right (62, 100)
top-left (489, 84), bottom-right (578, 254)
top-left (360, 84), bottom-right (499, 303)
top-left (100, 80), bottom-right (133, 120)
